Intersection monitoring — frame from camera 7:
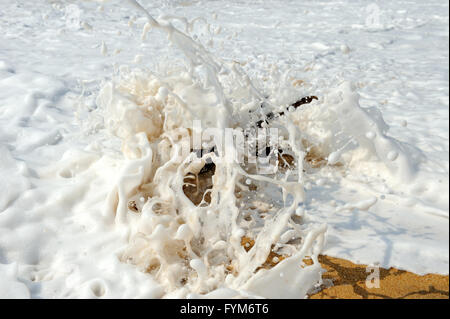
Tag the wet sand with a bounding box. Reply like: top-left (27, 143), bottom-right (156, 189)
top-left (309, 255), bottom-right (449, 299)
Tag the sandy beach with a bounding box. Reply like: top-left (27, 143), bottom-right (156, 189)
top-left (310, 255), bottom-right (449, 299)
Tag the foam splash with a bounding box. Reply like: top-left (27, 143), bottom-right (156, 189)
top-left (92, 0), bottom-right (421, 298)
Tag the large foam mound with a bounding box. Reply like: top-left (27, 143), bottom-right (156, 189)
top-left (92, 2), bottom-right (423, 297)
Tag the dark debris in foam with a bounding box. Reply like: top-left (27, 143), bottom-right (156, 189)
top-left (256, 95), bottom-right (318, 128)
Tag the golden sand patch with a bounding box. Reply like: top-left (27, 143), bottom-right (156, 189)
top-left (310, 255), bottom-right (449, 299)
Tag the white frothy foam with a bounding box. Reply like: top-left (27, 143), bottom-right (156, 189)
top-left (90, 0), bottom-right (425, 298)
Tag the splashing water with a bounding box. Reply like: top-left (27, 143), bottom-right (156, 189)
top-left (92, 0), bottom-right (421, 298)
